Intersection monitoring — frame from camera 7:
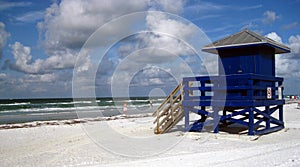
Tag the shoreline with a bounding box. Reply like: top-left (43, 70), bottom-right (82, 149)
top-left (0, 113), bottom-right (152, 130)
top-left (1, 101), bottom-right (298, 130)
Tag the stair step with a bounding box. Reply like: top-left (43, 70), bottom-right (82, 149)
top-left (153, 82), bottom-right (184, 134)
top-left (161, 112), bottom-right (184, 133)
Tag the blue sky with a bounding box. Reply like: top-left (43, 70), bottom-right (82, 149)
top-left (0, 0), bottom-right (300, 99)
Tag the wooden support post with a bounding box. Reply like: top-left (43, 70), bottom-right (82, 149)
top-left (279, 105), bottom-right (284, 127)
top-left (184, 107), bottom-right (189, 131)
top-left (200, 80), bottom-right (205, 96)
top-left (170, 96), bottom-right (173, 121)
top-left (213, 107), bottom-right (219, 133)
top-left (248, 107), bottom-right (255, 135)
top-left (156, 115), bottom-right (160, 133)
top-left (222, 110), bottom-right (226, 116)
top-left (266, 106), bottom-right (270, 129)
top-left (221, 109), bottom-right (227, 126)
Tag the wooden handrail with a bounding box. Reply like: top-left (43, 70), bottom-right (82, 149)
top-left (152, 83), bottom-right (182, 116)
top-left (153, 85), bottom-right (182, 124)
top-left (153, 82), bottom-right (184, 134)
top-left (156, 101), bottom-right (182, 126)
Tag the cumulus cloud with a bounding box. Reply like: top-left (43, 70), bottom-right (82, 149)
top-left (10, 42), bottom-right (76, 74)
top-left (0, 22), bottom-right (10, 59)
top-left (265, 32), bottom-right (282, 43)
top-left (265, 32), bottom-right (300, 78)
top-left (37, 0), bottom-right (189, 60)
top-left (33, 0), bottom-right (188, 75)
top-left (20, 73), bottom-right (58, 83)
top-left (38, 0), bottom-right (187, 52)
top-left (146, 12), bottom-right (195, 39)
top-left (0, 73), bottom-right (7, 81)
top-left (7, 0), bottom-right (189, 97)
top-left (5, 72), bottom-right (72, 96)
top-left (10, 42), bottom-right (37, 73)
top-left (275, 55), bottom-right (299, 78)
top-left (288, 35), bottom-right (300, 58)
top-left (130, 65), bottom-right (173, 86)
top-left (103, 8), bottom-right (199, 96)
top-left (118, 12), bottom-right (197, 63)
top-left (38, 0), bottom-right (149, 52)
top-left (262, 10), bottom-right (280, 24)
top-left (266, 32), bottom-right (300, 59)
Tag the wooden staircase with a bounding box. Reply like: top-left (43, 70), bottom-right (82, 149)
top-left (153, 83), bottom-right (184, 134)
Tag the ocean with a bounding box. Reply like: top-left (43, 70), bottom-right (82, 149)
top-left (0, 97), bottom-right (163, 124)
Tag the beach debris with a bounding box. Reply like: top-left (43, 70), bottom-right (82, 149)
top-left (0, 113), bottom-right (152, 130)
top-left (250, 135), bottom-right (261, 141)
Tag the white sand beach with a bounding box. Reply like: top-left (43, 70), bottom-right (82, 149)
top-left (1, 103), bottom-right (300, 166)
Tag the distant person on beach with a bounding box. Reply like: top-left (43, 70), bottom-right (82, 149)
top-left (123, 101), bottom-right (127, 115)
top-left (150, 99), bottom-right (153, 109)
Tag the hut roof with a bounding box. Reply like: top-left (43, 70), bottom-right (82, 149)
top-left (202, 29), bottom-right (290, 54)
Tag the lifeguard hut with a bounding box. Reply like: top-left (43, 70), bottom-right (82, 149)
top-left (153, 29), bottom-right (290, 135)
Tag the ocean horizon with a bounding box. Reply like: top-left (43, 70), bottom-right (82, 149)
top-left (0, 97), bottom-right (163, 125)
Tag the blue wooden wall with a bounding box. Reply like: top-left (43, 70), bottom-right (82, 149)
top-left (218, 45), bottom-right (275, 76)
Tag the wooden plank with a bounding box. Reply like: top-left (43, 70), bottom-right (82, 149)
top-left (255, 125), bottom-right (284, 135)
top-left (156, 103), bottom-right (182, 128)
top-left (153, 83), bottom-right (182, 116)
top-left (158, 110), bottom-right (183, 134)
top-left (153, 83), bottom-right (184, 134)
top-left (162, 111), bottom-right (184, 133)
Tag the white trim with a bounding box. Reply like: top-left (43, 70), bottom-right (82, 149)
top-left (202, 42), bottom-right (266, 50)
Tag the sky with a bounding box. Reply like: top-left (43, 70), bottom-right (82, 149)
top-left (0, 0), bottom-right (300, 99)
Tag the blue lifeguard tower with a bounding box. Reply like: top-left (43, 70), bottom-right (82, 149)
top-left (154, 29), bottom-right (291, 135)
